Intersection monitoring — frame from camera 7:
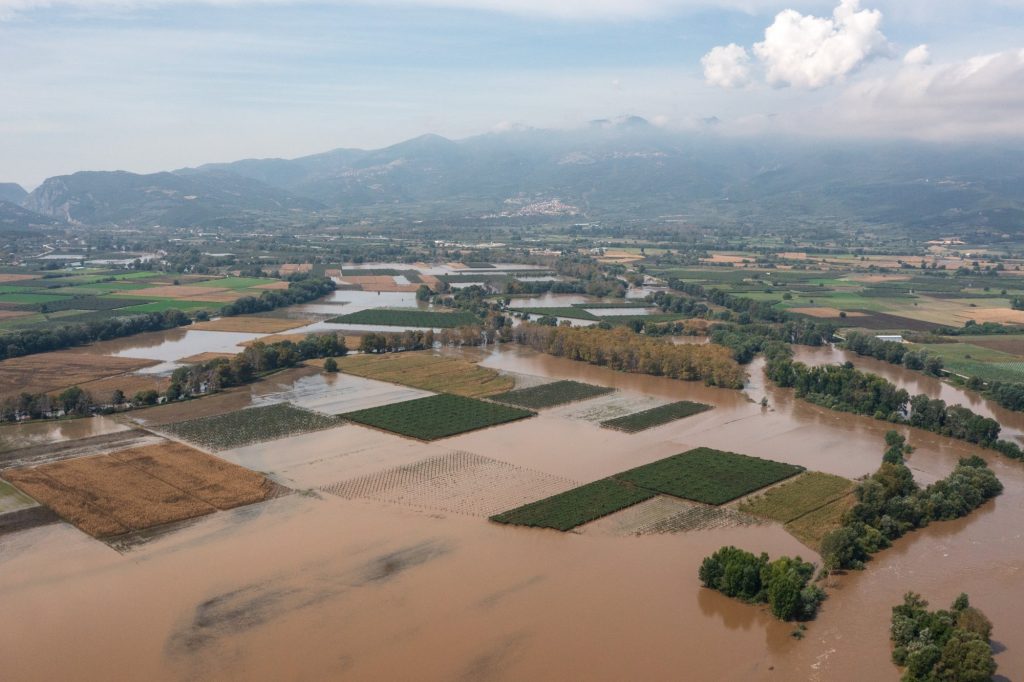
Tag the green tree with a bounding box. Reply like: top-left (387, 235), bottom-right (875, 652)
top-left (324, 357), bottom-right (339, 373)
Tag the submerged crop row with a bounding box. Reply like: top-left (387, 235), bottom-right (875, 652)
top-left (341, 393), bottom-right (535, 441)
top-left (164, 403), bottom-right (340, 450)
top-left (490, 380), bottom-right (614, 409)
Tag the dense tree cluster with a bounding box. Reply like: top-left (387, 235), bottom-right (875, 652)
top-left (0, 309), bottom-right (191, 361)
top-left (986, 381), bottom-right (1024, 412)
top-left (891, 592), bottom-right (996, 682)
top-left (166, 333), bottom-right (348, 398)
top-left (711, 321), bottom-right (835, 363)
top-left (907, 395), bottom-right (1002, 447)
top-left (511, 323), bottom-right (746, 388)
top-left (666, 279), bottom-right (788, 322)
top-left (820, 435), bottom-right (1002, 571)
top-left (842, 332), bottom-right (944, 375)
top-left (698, 546), bottom-right (826, 621)
top-left (220, 277), bottom-right (335, 316)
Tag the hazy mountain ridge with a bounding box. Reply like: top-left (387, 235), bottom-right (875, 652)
top-left (0, 183), bottom-right (27, 205)
top-left (13, 118), bottom-right (1024, 230)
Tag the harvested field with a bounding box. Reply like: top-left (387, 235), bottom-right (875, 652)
top-left (278, 263), bottom-right (312, 276)
top-left (164, 403), bottom-right (340, 450)
top-left (489, 478), bottom-right (655, 531)
top-left (559, 392), bottom-right (668, 423)
top-left (953, 307), bottom-right (1024, 324)
top-left (327, 308), bottom-right (478, 328)
top-left (0, 310), bottom-right (33, 320)
top-left (0, 352), bottom-right (159, 395)
top-left (120, 285), bottom-right (230, 300)
top-left (65, 373), bottom-right (170, 404)
top-left (738, 472), bottom-right (855, 523)
top-left (321, 451), bottom-right (576, 517)
top-left (253, 281), bottom-right (290, 290)
top-left (342, 394), bottom-right (534, 441)
top-left (789, 307), bottom-right (866, 318)
top-left (952, 336), bottom-right (1024, 354)
top-left (615, 448), bottom-right (804, 505)
top-left (191, 316), bottom-right (310, 333)
top-left (490, 380), bottom-right (615, 409)
top-left (833, 311), bottom-right (945, 331)
top-left (601, 401), bottom-right (713, 433)
top-left (0, 274), bottom-right (39, 283)
top-left (4, 441), bottom-right (273, 537)
top-left (338, 351), bottom-right (513, 397)
top-left (179, 351), bottom-right (236, 364)
top-left (784, 495), bottom-right (855, 551)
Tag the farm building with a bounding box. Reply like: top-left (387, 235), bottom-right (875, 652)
top-left (875, 334), bottom-right (905, 344)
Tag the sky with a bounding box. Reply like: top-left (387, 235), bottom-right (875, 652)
top-left (2, 0), bottom-right (1024, 188)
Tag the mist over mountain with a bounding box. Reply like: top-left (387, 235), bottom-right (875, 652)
top-left (0, 184), bottom-right (27, 205)
top-left (16, 118), bottom-right (1024, 232)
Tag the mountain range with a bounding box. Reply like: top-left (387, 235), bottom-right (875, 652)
top-left (8, 117), bottom-right (1024, 233)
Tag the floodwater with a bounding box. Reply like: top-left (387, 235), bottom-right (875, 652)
top-left (0, 416), bottom-right (128, 453)
top-left (1, 345), bottom-right (1023, 680)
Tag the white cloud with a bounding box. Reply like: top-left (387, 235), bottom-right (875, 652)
top-left (701, 43), bottom-right (752, 88)
top-left (903, 44), bottom-right (930, 65)
top-left (703, 0), bottom-right (891, 89)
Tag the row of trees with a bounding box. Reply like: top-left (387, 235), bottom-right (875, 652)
top-left (765, 353), bottom-right (1022, 458)
top-left (698, 546), bottom-right (826, 621)
top-left (891, 592), bottom-right (996, 681)
top-left (841, 332), bottom-right (945, 375)
top-left (666, 279), bottom-right (788, 323)
top-left (0, 309), bottom-right (191, 361)
top-left (219, 277), bottom-right (336, 316)
top-left (820, 434), bottom-right (1002, 571)
top-left (166, 333), bottom-right (348, 398)
top-left (511, 323), bottom-right (746, 388)
top-left (710, 321), bottom-right (836, 364)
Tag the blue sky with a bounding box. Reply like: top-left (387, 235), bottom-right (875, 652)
top-left (2, 0), bottom-right (1024, 187)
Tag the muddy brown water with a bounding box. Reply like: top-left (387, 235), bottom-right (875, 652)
top-left (1, 345), bottom-right (1022, 680)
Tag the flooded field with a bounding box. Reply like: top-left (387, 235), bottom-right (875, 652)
top-left (1, 344), bottom-right (1023, 680)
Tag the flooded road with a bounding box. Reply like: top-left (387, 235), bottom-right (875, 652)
top-left (1, 345), bottom-right (1022, 680)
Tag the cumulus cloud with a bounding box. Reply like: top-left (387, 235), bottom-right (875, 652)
top-left (903, 44), bottom-right (930, 66)
top-left (703, 0), bottom-right (890, 89)
top-left (701, 44), bottom-right (752, 88)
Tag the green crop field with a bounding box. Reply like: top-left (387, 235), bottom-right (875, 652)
top-left (489, 479), bottom-right (656, 531)
top-left (601, 401), bottom-right (713, 433)
top-left (0, 292), bottom-right (72, 305)
top-left (491, 380), bottom-right (614, 409)
top-left (783, 495), bottom-right (854, 550)
top-left (738, 472), bottom-right (854, 523)
top-left (22, 296), bottom-right (151, 312)
top-left (117, 300), bottom-right (215, 313)
top-left (327, 308), bottom-right (479, 328)
top-left (914, 342), bottom-right (1024, 382)
top-left (342, 394), bottom-right (534, 440)
top-left (615, 447), bottom-right (804, 505)
top-left (195, 277), bottom-right (280, 289)
top-left (164, 403), bottom-right (340, 450)
top-left (510, 307), bottom-right (599, 320)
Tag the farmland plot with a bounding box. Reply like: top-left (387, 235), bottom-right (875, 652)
top-left (489, 479), bottom-right (655, 531)
top-left (164, 403), bottom-right (341, 450)
top-left (338, 352), bottom-right (513, 397)
top-left (615, 448), bottom-right (803, 505)
top-left (326, 308), bottom-right (478, 328)
top-left (255, 373), bottom-right (433, 415)
top-left (490, 380), bottom-right (614, 409)
top-left (321, 451), bottom-right (576, 517)
top-left (341, 394), bottom-right (534, 441)
top-left (738, 472), bottom-right (854, 523)
top-left (601, 401), bottom-right (713, 433)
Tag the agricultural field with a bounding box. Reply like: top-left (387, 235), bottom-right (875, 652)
top-left (3, 441), bottom-right (273, 537)
top-left (490, 478), bottom-right (656, 531)
top-left (510, 307), bottom-right (599, 321)
top-left (0, 479), bottom-right (37, 514)
top-left (191, 315), bottom-right (310, 333)
top-left (337, 351), bottom-right (514, 397)
top-left (738, 472), bottom-right (854, 523)
top-left (490, 380), bottom-right (614, 409)
top-left (326, 308), bottom-right (478, 328)
top-left (783, 495), bottom-right (856, 551)
top-left (912, 342), bottom-right (1024, 382)
top-left (164, 403), bottom-right (341, 450)
top-left (0, 352), bottom-right (159, 395)
top-left (615, 448), bottom-right (804, 505)
top-left (601, 401), bottom-right (713, 433)
top-left (194, 277), bottom-right (280, 290)
top-left (341, 394), bottom-right (534, 441)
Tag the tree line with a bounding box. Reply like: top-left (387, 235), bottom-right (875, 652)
top-left (765, 350), bottom-right (1023, 459)
top-left (841, 332), bottom-right (944, 375)
top-left (511, 323), bottom-right (746, 388)
top-left (219, 276), bottom-right (336, 316)
top-left (820, 433), bottom-right (1002, 572)
top-left (698, 546), bottom-right (826, 622)
top-left (665, 278), bottom-right (788, 323)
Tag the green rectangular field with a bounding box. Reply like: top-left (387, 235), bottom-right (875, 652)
top-left (164, 403), bottom-right (340, 450)
top-left (510, 307), bottom-right (600, 320)
top-left (490, 380), bottom-right (614, 409)
top-left (614, 447), bottom-right (804, 505)
top-left (738, 471), bottom-right (854, 523)
top-left (327, 308), bottom-right (479, 328)
top-left (0, 292), bottom-right (72, 305)
top-left (601, 401), bottom-right (713, 433)
top-left (117, 300), bottom-right (216, 313)
top-left (342, 394), bottom-right (534, 441)
top-left (489, 479), bottom-right (655, 531)
top-left (195, 277), bottom-right (280, 289)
